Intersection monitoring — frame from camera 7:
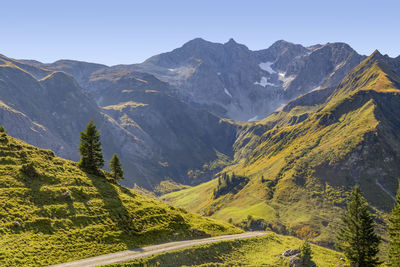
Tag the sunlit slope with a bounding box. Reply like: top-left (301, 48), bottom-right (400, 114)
top-left (163, 51), bottom-right (400, 247)
top-left (0, 132), bottom-right (240, 266)
top-left (109, 231), bottom-right (347, 267)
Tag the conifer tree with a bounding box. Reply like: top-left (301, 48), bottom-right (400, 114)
top-left (388, 181), bottom-right (400, 266)
top-left (78, 120), bottom-right (104, 173)
top-left (300, 241), bottom-right (314, 266)
top-left (336, 186), bottom-right (381, 266)
top-left (109, 153), bottom-right (124, 182)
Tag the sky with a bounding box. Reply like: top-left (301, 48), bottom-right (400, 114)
top-left (2, 0), bottom-right (399, 66)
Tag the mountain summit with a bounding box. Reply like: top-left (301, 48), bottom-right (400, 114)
top-left (119, 38), bottom-right (365, 121)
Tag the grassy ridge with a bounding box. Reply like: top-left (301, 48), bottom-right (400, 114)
top-left (0, 134), bottom-right (240, 266)
top-left (163, 52), bottom-right (400, 252)
top-left (106, 232), bottom-right (347, 266)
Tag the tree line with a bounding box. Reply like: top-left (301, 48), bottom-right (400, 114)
top-left (78, 120), bottom-right (124, 182)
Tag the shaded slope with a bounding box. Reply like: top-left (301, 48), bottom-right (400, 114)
top-left (0, 56), bottom-right (163, 187)
top-left (100, 79), bottom-right (237, 186)
top-left (0, 55), bottom-right (238, 188)
top-left (0, 133), bottom-right (240, 266)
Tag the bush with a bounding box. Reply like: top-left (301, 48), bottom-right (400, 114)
top-left (213, 173), bottom-right (249, 199)
top-left (20, 163), bottom-right (39, 178)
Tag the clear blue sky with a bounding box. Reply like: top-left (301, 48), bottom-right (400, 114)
top-left (2, 0), bottom-right (399, 66)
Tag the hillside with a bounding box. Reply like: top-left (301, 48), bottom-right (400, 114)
top-left (107, 231), bottom-right (347, 266)
top-left (163, 51), bottom-right (400, 249)
top-left (0, 54), bottom-right (161, 186)
top-left (0, 131), bottom-right (240, 266)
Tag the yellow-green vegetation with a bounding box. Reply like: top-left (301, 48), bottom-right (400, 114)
top-left (163, 51), bottom-right (400, 254)
top-left (106, 231), bottom-right (347, 267)
top-left (154, 179), bottom-right (191, 196)
top-left (0, 134), bottom-right (240, 266)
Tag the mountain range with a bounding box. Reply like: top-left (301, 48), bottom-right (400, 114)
top-left (0, 39), bottom-right (369, 189)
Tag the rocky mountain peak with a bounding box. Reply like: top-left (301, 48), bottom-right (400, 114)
top-left (226, 38), bottom-right (237, 44)
top-left (368, 49), bottom-right (385, 62)
top-left (181, 37), bottom-right (210, 48)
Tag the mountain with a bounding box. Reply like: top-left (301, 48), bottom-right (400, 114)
top-left (163, 51), bottom-right (400, 247)
top-left (112, 39), bottom-right (365, 121)
top-left (0, 39), bottom-right (373, 190)
top-left (93, 70), bottom-right (238, 186)
top-left (0, 131), bottom-right (239, 266)
top-left (32, 39), bottom-right (364, 122)
top-left (0, 55), bottom-right (238, 188)
top-left (0, 54), bottom-right (164, 187)
top-left (20, 59), bottom-right (108, 88)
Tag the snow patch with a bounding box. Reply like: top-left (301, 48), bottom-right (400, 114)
top-left (248, 115), bottom-right (258, 122)
top-left (254, 77), bottom-right (277, 87)
top-left (224, 88), bottom-right (233, 98)
top-left (259, 62), bottom-right (276, 74)
top-left (278, 72), bottom-right (296, 90)
top-left (376, 179), bottom-right (395, 200)
top-left (311, 86), bottom-right (321, 92)
top-left (217, 72), bottom-right (221, 76)
top-left (168, 68), bottom-right (175, 72)
top-left (275, 103), bottom-right (286, 111)
top-left (334, 61), bottom-right (346, 71)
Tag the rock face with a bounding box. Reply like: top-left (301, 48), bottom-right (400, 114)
top-left (282, 249), bottom-right (300, 257)
top-left (40, 39), bottom-right (363, 122)
top-left (281, 249), bottom-right (303, 267)
top-left (109, 39), bottom-right (365, 121)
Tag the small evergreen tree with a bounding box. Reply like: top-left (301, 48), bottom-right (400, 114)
top-left (388, 181), bottom-right (400, 266)
top-left (0, 125), bottom-right (7, 142)
top-left (109, 153), bottom-right (124, 182)
top-left (336, 186), bottom-right (381, 266)
top-left (78, 120), bottom-right (104, 173)
top-left (301, 241), bottom-right (313, 266)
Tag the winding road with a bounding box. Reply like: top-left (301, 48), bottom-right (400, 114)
top-left (49, 232), bottom-right (266, 267)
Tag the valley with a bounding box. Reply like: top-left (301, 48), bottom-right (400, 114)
top-left (0, 37), bottom-right (399, 266)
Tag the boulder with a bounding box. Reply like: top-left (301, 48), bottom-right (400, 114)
top-left (282, 248), bottom-right (300, 257)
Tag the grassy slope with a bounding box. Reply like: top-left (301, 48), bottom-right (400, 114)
top-left (0, 134), bottom-right (240, 266)
top-left (106, 231), bottom-right (347, 267)
top-left (163, 52), bottom-right (399, 252)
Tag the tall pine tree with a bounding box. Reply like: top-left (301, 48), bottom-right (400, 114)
top-left (109, 154), bottom-right (124, 182)
top-left (388, 181), bottom-right (400, 266)
top-left (78, 120), bottom-right (104, 173)
top-left (336, 186), bottom-right (381, 266)
top-left (300, 241), bottom-right (314, 266)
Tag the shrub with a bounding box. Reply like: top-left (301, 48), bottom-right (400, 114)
top-left (20, 163), bottom-right (39, 178)
top-left (213, 173), bottom-right (249, 199)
